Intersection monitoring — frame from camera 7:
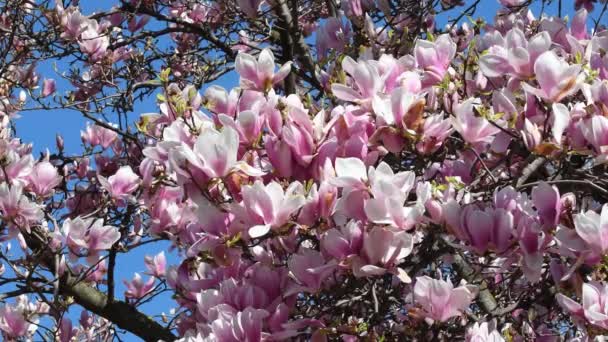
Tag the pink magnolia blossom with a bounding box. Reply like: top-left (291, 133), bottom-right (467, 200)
top-left (320, 220), bottom-right (363, 260)
top-left (531, 182), bottom-right (562, 228)
top-left (583, 80), bottom-right (608, 112)
top-left (3, 154), bottom-right (33, 184)
top-left (454, 205), bottom-right (515, 254)
top-left (218, 110), bottom-right (264, 146)
top-left (557, 281), bottom-right (608, 329)
top-left (331, 157), bottom-right (369, 191)
top-left (98, 165), bottom-right (140, 200)
top-left (372, 86), bottom-right (426, 134)
top-left (178, 125), bottom-right (263, 180)
top-left (539, 17), bottom-right (569, 47)
top-left (190, 193), bottom-right (232, 238)
top-left (78, 20), bottom-right (109, 62)
top-left (416, 114), bottom-right (453, 154)
top-left (232, 30), bottom-right (254, 53)
top-left (0, 183), bottom-right (43, 232)
top-left (288, 248), bottom-right (336, 293)
top-left (316, 18), bottom-right (351, 57)
top-left (587, 33), bottom-right (608, 79)
top-left (62, 217), bottom-right (121, 263)
top-left (479, 29), bottom-right (551, 79)
top-left (351, 226), bottom-right (414, 278)
top-left (57, 5), bottom-right (87, 41)
top-left (413, 276), bottom-right (477, 324)
top-left (466, 320), bottom-right (505, 342)
top-left (414, 34), bottom-right (457, 86)
top-left (279, 111), bottom-right (315, 167)
top-left (343, 0), bottom-right (364, 16)
top-left (41, 78), bottom-right (56, 97)
top-left (206, 307), bottom-right (269, 342)
top-left (331, 57), bottom-right (384, 105)
top-left (571, 8), bottom-right (589, 40)
top-left (522, 51), bottom-right (583, 102)
top-left (331, 157), bottom-right (371, 221)
top-left (81, 123), bottom-right (118, 149)
top-left (124, 273), bottom-right (156, 299)
top-left (521, 118), bottom-right (542, 151)
top-left (240, 180), bottom-right (306, 238)
top-left (57, 317), bottom-right (78, 342)
top-left (27, 161), bottom-right (62, 197)
top-left (127, 15), bottom-right (150, 32)
top-left (0, 295), bottom-right (40, 340)
top-left (144, 251), bottom-right (167, 278)
top-left (450, 98), bottom-right (500, 145)
top-left (368, 161), bottom-right (415, 201)
top-left (204, 280), bottom-right (272, 313)
top-left (8, 2), bottom-right (608, 340)
top-left (375, 54), bottom-right (420, 93)
top-left (298, 180), bottom-right (338, 225)
top-left (550, 103), bottom-right (571, 145)
top-left (573, 204), bottom-right (608, 261)
top-left (184, 3), bottom-right (221, 24)
top-left (517, 216), bottom-right (549, 283)
top-left (235, 49), bottom-right (292, 92)
top-left (364, 166), bottom-right (422, 230)
top-left (204, 85), bottom-right (239, 117)
top-left (147, 187), bottom-right (190, 236)
top-left (580, 115), bottom-right (608, 163)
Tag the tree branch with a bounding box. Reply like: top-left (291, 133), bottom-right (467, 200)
top-left (22, 226), bottom-right (176, 342)
top-left (515, 156), bottom-right (546, 188)
top-left (273, 0), bottom-right (321, 91)
top-left (452, 254), bottom-right (498, 314)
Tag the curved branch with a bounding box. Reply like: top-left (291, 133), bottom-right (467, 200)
top-left (22, 226), bottom-right (176, 342)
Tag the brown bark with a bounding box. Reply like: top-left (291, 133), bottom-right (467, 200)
top-left (23, 226), bottom-right (176, 342)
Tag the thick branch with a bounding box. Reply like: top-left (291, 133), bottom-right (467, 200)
top-left (274, 0), bottom-right (321, 91)
top-left (274, 2), bottom-right (297, 94)
top-left (23, 226), bottom-right (176, 342)
top-left (62, 279), bottom-right (175, 342)
top-left (452, 254), bottom-right (498, 314)
top-left (515, 156), bottom-right (546, 187)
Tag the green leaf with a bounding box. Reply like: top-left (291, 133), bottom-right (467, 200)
top-left (159, 68), bottom-right (171, 83)
top-left (445, 176), bottom-right (465, 190)
top-left (188, 87), bottom-right (197, 101)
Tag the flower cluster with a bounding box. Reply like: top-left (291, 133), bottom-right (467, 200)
top-left (4, 0), bottom-right (608, 341)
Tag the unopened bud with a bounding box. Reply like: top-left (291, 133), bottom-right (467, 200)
top-left (56, 134), bottom-right (64, 151)
top-left (18, 90), bottom-right (26, 103)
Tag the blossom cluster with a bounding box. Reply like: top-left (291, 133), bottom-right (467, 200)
top-left (3, 0), bottom-right (608, 341)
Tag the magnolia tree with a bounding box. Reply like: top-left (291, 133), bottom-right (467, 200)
top-left (4, 0), bottom-right (608, 340)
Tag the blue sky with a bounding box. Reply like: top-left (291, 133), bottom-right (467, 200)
top-left (10, 0), bottom-right (598, 340)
